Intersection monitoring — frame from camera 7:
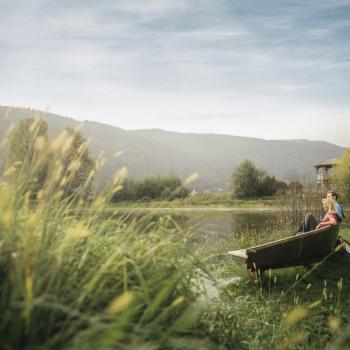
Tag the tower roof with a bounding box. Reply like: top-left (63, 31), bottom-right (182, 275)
top-left (315, 157), bottom-right (339, 168)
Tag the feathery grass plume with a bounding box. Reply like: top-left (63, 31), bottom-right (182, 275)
top-left (106, 291), bottom-right (134, 316)
top-left (184, 172), bottom-right (200, 185)
top-left (276, 332), bottom-right (309, 350)
top-left (308, 300), bottom-right (321, 309)
top-left (113, 150), bottom-right (124, 158)
top-left (282, 307), bottom-right (308, 328)
top-left (328, 316), bottom-right (341, 333)
top-left (0, 124), bottom-right (213, 349)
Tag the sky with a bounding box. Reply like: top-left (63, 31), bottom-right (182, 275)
top-left (1, 0), bottom-right (350, 146)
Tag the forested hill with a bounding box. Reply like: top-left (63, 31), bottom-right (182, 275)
top-left (0, 106), bottom-right (345, 191)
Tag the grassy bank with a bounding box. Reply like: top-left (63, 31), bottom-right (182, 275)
top-left (200, 224), bottom-right (350, 350)
top-left (1, 126), bottom-right (349, 349)
top-left (111, 193), bottom-right (276, 209)
top-left (0, 183), bottom-right (215, 349)
top-left (0, 128), bottom-right (217, 350)
top-left (1, 179), bottom-right (349, 349)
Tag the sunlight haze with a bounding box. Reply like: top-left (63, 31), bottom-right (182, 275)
top-left (1, 0), bottom-right (350, 146)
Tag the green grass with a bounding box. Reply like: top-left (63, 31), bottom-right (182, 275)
top-left (111, 193), bottom-right (276, 209)
top-left (0, 126), bottom-right (216, 350)
top-left (0, 183), bottom-right (217, 349)
top-left (1, 123), bottom-right (349, 349)
top-left (200, 226), bottom-right (350, 350)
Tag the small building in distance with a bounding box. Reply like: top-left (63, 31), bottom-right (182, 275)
top-left (315, 157), bottom-right (339, 190)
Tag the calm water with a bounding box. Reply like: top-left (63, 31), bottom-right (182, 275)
top-left (115, 208), bottom-right (282, 297)
top-left (116, 208), bottom-right (280, 246)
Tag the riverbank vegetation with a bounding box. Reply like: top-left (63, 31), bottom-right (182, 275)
top-left (0, 121), bottom-right (214, 349)
top-left (111, 192), bottom-right (276, 209)
top-left (198, 218), bottom-right (350, 350)
top-left (0, 118), bottom-right (349, 349)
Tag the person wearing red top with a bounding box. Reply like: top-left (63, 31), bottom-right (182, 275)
top-left (294, 197), bottom-right (339, 235)
top-left (316, 198), bottom-right (338, 229)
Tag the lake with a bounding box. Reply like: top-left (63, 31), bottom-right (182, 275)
top-left (115, 208), bottom-right (283, 252)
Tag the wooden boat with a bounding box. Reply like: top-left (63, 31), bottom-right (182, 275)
top-left (228, 224), bottom-right (340, 271)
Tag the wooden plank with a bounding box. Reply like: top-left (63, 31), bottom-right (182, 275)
top-left (247, 224), bottom-right (336, 251)
top-left (228, 249), bottom-right (247, 264)
top-left (227, 224), bottom-right (340, 271)
top-left (246, 224), bottom-right (339, 271)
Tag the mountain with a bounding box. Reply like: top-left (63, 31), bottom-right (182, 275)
top-left (0, 106), bottom-right (345, 190)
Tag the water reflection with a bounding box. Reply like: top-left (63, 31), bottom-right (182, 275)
top-left (115, 209), bottom-right (279, 244)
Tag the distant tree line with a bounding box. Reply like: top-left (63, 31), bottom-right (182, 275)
top-left (112, 175), bottom-right (190, 202)
top-left (7, 118), bottom-right (320, 203)
top-left (3, 118), bottom-right (191, 203)
top-left (231, 160), bottom-right (291, 199)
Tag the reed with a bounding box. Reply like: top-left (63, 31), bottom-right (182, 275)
top-left (1, 118), bottom-right (349, 349)
top-left (0, 122), bottom-right (213, 350)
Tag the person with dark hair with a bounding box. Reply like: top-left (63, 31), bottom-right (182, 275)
top-left (327, 191), bottom-right (345, 220)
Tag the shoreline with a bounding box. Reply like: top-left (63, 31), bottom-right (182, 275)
top-left (110, 206), bottom-right (279, 212)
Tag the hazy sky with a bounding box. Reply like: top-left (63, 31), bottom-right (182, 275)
top-left (1, 0), bottom-right (350, 146)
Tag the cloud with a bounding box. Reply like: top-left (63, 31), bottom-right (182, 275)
top-left (109, 0), bottom-right (190, 15)
top-left (0, 0), bottom-right (350, 146)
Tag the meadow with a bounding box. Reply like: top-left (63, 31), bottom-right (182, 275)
top-left (0, 121), bottom-right (349, 349)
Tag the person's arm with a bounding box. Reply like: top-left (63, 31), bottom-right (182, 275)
top-left (316, 214), bottom-right (337, 229)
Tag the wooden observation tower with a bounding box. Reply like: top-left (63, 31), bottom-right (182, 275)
top-left (315, 157), bottom-right (339, 190)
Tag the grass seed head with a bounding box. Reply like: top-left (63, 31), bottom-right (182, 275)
top-left (34, 136), bottom-right (46, 151)
top-left (282, 306), bottom-right (308, 327)
top-left (113, 150), bottom-right (124, 158)
top-left (328, 316), bottom-right (341, 333)
top-left (184, 172), bottom-right (200, 185)
top-left (171, 296), bottom-right (185, 307)
top-left (65, 223), bottom-right (91, 241)
top-left (308, 300), bottom-right (321, 309)
top-left (337, 278), bottom-right (343, 290)
top-left (107, 291), bottom-right (134, 316)
top-left (113, 167), bottom-right (128, 186)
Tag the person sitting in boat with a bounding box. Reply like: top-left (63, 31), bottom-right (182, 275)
top-left (295, 197), bottom-right (339, 235)
top-left (327, 191), bottom-right (345, 221)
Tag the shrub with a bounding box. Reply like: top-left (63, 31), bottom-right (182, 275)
top-left (112, 175), bottom-right (190, 202)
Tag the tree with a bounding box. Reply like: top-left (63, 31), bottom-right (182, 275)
top-left (333, 149), bottom-right (350, 200)
top-left (5, 121), bottom-right (95, 200)
top-left (231, 160), bottom-right (287, 198)
top-left (57, 128), bottom-right (95, 198)
top-left (231, 160), bottom-right (265, 198)
top-left (6, 118), bottom-right (49, 195)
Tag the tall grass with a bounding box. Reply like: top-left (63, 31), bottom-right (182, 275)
top-left (200, 221), bottom-right (350, 350)
top-left (0, 120), bottom-right (214, 350)
top-left (1, 117), bottom-right (349, 350)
